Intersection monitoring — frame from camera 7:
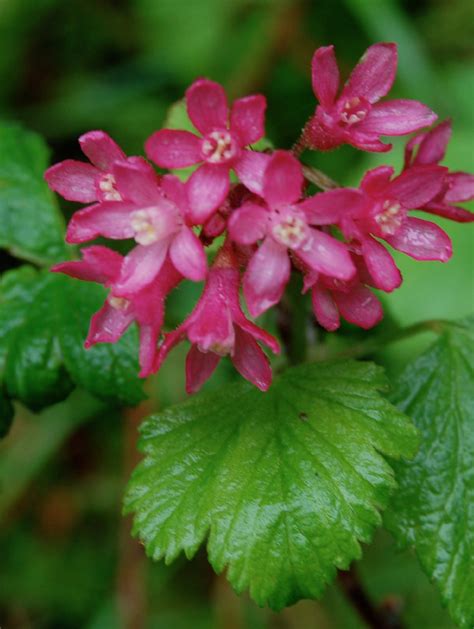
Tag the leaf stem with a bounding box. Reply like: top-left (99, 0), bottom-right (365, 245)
top-left (277, 274), bottom-right (308, 365)
top-left (117, 399), bottom-right (153, 629)
top-left (330, 319), bottom-right (449, 362)
top-left (338, 565), bottom-right (405, 629)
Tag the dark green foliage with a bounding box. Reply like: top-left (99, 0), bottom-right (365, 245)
top-left (386, 317), bottom-right (474, 628)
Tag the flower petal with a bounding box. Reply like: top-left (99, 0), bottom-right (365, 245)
top-left (386, 164), bottom-right (445, 208)
top-left (45, 160), bottom-right (98, 203)
top-left (387, 217), bottom-right (452, 261)
top-left (296, 229), bottom-right (356, 281)
top-left (52, 245), bottom-right (123, 284)
top-left (115, 241), bottom-right (169, 296)
top-left (311, 285), bottom-right (340, 331)
top-left (342, 42), bottom-right (397, 104)
top-left (445, 172), bottom-right (474, 203)
top-left (234, 150), bottom-right (270, 196)
top-left (230, 94), bottom-right (266, 146)
top-left (334, 285), bottom-right (383, 329)
top-left (299, 188), bottom-right (365, 225)
top-left (185, 346), bottom-right (221, 394)
top-left (361, 236), bottom-right (402, 291)
top-left (422, 202), bottom-right (474, 223)
top-left (360, 165), bottom-right (394, 195)
top-left (263, 150), bottom-right (303, 208)
top-left (79, 131), bottom-right (125, 171)
top-left (85, 302), bottom-right (133, 347)
top-left (346, 131), bottom-right (392, 153)
top-left (169, 226), bottom-right (207, 281)
top-left (138, 324), bottom-right (160, 378)
top-left (232, 327), bottom-right (272, 391)
top-left (186, 79), bottom-right (228, 135)
top-left (112, 159), bottom-right (161, 204)
top-left (154, 328), bottom-right (186, 372)
top-left (187, 163), bottom-right (229, 224)
top-left (357, 99), bottom-right (437, 135)
top-left (243, 237), bottom-right (290, 317)
top-left (228, 202), bottom-right (268, 244)
top-left (233, 317), bottom-right (280, 354)
top-left (311, 45), bottom-right (340, 108)
top-left (161, 174), bottom-right (188, 211)
top-left (66, 202), bottom-right (136, 243)
top-left (415, 119), bottom-right (451, 165)
top-left (145, 129), bottom-right (202, 168)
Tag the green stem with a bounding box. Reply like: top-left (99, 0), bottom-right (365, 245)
top-left (329, 319), bottom-right (449, 362)
top-left (278, 274), bottom-right (308, 365)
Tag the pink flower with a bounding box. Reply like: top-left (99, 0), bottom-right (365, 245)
top-left (45, 131), bottom-right (134, 203)
top-left (228, 151), bottom-right (357, 317)
top-left (303, 257), bottom-right (383, 331)
top-left (145, 79), bottom-right (270, 224)
top-left (66, 160), bottom-right (207, 294)
top-left (404, 119), bottom-right (474, 222)
top-left (313, 164), bottom-right (450, 292)
top-left (304, 43), bottom-right (437, 152)
top-left (52, 246), bottom-right (182, 377)
top-left (154, 247), bottom-right (280, 393)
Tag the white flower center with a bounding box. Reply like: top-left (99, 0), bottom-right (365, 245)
top-left (375, 200), bottom-right (403, 235)
top-left (99, 173), bottom-right (122, 201)
top-left (340, 97), bottom-right (369, 126)
top-left (201, 130), bottom-right (238, 164)
top-left (108, 295), bottom-right (130, 310)
top-left (272, 214), bottom-right (308, 249)
top-left (205, 341), bottom-right (233, 356)
top-left (130, 209), bottom-right (160, 245)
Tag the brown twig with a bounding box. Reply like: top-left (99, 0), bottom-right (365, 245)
top-left (117, 398), bottom-right (153, 629)
top-left (338, 565), bottom-right (405, 629)
top-left (301, 164), bottom-right (340, 190)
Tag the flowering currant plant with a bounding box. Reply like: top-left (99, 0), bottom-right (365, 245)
top-left (2, 41), bottom-right (473, 626)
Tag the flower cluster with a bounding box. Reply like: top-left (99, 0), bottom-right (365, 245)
top-left (46, 42), bottom-right (474, 393)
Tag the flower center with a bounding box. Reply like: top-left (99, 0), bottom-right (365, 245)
top-left (108, 295), bottom-right (130, 310)
top-left (201, 130), bottom-right (238, 164)
top-left (375, 200), bottom-right (404, 235)
top-left (340, 97), bottom-right (370, 126)
top-left (204, 341), bottom-right (233, 357)
top-left (272, 211), bottom-right (308, 249)
top-left (130, 209), bottom-right (161, 245)
top-left (99, 173), bottom-right (122, 201)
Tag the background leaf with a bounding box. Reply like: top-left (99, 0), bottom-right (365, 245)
top-left (0, 266), bottom-right (144, 411)
top-left (385, 316), bottom-right (474, 628)
top-left (125, 360), bottom-right (417, 610)
top-left (0, 121), bottom-right (68, 265)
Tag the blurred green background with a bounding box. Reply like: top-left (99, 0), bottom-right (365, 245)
top-left (0, 0), bottom-right (472, 627)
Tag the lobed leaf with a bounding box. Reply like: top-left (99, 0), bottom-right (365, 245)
top-left (125, 359), bottom-right (417, 610)
top-left (386, 316), bottom-right (474, 628)
top-left (0, 122), bottom-right (68, 264)
top-left (0, 266), bottom-right (144, 412)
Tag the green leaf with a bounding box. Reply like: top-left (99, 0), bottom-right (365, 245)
top-left (0, 266), bottom-right (144, 410)
top-left (0, 121), bottom-right (68, 264)
top-left (385, 317), bottom-right (474, 628)
top-left (125, 360), bottom-right (417, 610)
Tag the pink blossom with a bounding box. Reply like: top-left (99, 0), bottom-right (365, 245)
top-left (303, 256), bottom-right (383, 331)
top-left (145, 79), bottom-right (270, 224)
top-left (45, 131), bottom-right (134, 203)
top-left (154, 247), bottom-right (280, 393)
top-left (304, 43), bottom-right (437, 152)
top-left (66, 160), bottom-right (207, 294)
top-left (404, 119), bottom-right (474, 222)
top-left (228, 151), bottom-right (357, 317)
top-left (313, 164), bottom-right (451, 292)
top-left (52, 247), bottom-right (182, 377)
